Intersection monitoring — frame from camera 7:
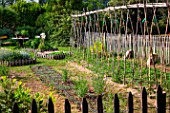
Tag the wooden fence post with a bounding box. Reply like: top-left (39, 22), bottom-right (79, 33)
top-left (157, 85), bottom-right (162, 113)
top-left (82, 98), bottom-right (88, 113)
top-left (65, 99), bottom-right (71, 113)
top-left (141, 87), bottom-right (147, 113)
top-left (31, 99), bottom-right (37, 113)
top-left (48, 97), bottom-right (54, 113)
top-left (128, 92), bottom-right (133, 113)
top-left (97, 95), bottom-right (103, 113)
top-left (162, 93), bottom-right (166, 113)
top-left (114, 93), bottom-right (119, 113)
top-left (12, 102), bottom-right (19, 113)
top-left (157, 85), bottom-right (165, 113)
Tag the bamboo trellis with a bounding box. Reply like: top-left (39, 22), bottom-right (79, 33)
top-left (71, 3), bottom-right (170, 18)
top-left (70, 1), bottom-right (170, 95)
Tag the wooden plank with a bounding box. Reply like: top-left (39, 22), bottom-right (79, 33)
top-left (0, 36), bottom-right (8, 39)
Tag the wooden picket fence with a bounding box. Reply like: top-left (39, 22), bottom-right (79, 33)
top-left (10, 85), bottom-right (166, 113)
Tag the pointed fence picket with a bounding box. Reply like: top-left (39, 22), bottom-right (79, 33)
top-left (6, 86), bottom-right (167, 113)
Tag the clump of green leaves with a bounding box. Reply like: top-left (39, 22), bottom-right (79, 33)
top-left (0, 77), bottom-right (49, 112)
top-left (0, 77), bottom-right (31, 112)
top-left (75, 77), bottom-right (88, 97)
top-left (34, 93), bottom-right (47, 113)
top-left (0, 49), bottom-right (31, 61)
top-left (0, 66), bottom-right (9, 76)
top-left (62, 69), bottom-right (68, 82)
top-left (92, 75), bottom-right (106, 95)
top-left (103, 93), bottom-right (114, 112)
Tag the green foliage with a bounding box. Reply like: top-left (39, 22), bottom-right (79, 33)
top-left (62, 69), bottom-right (68, 82)
top-left (0, 6), bottom-right (17, 29)
top-left (37, 0), bottom-right (71, 47)
top-left (38, 41), bottom-right (45, 50)
top-left (34, 93), bottom-right (47, 113)
top-left (0, 66), bottom-right (9, 76)
top-left (38, 38), bottom-right (52, 50)
top-left (75, 77), bottom-right (88, 97)
top-left (90, 41), bottom-right (102, 53)
top-left (92, 75), bottom-right (106, 95)
top-left (0, 77), bottom-right (48, 113)
top-left (0, 49), bottom-right (31, 61)
top-left (16, 26), bottom-right (36, 38)
top-left (103, 93), bottom-right (114, 112)
top-left (24, 38), bottom-right (40, 49)
top-left (10, 1), bottom-right (44, 27)
top-left (0, 77), bottom-right (31, 112)
top-left (108, 0), bottom-right (137, 6)
top-left (83, 0), bottom-right (105, 10)
top-left (0, 28), bottom-right (13, 37)
top-left (31, 38), bottom-right (40, 48)
top-left (90, 40), bottom-right (108, 58)
top-left (14, 31), bottom-right (19, 36)
top-left (20, 29), bottom-right (28, 36)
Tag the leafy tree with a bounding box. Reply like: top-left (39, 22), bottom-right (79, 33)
top-left (70, 0), bottom-right (83, 10)
top-left (36, 0), bottom-right (72, 46)
top-left (10, 0), bottom-right (45, 27)
top-left (0, 6), bottom-right (17, 29)
top-left (83, 0), bottom-right (105, 10)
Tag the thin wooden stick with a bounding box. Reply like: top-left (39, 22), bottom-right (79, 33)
top-left (71, 3), bottom-right (170, 18)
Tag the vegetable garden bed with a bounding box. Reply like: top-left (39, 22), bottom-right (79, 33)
top-left (31, 65), bottom-right (98, 112)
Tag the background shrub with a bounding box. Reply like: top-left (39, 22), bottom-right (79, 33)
top-left (0, 66), bottom-right (9, 76)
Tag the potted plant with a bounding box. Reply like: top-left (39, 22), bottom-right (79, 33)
top-left (20, 30), bottom-right (28, 38)
top-left (14, 31), bottom-right (20, 38)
